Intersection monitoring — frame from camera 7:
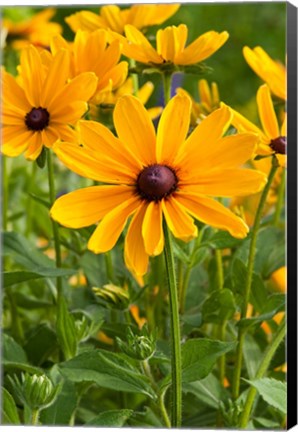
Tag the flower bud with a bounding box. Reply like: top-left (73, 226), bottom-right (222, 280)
top-left (92, 283), bottom-right (130, 310)
top-left (116, 325), bottom-right (156, 361)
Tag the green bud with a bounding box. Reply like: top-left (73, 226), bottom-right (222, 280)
top-left (92, 284), bottom-right (130, 310)
top-left (116, 325), bottom-right (156, 361)
top-left (8, 373), bottom-right (61, 411)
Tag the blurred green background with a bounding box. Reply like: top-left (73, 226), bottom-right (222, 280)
top-left (3, 1), bottom-right (286, 111)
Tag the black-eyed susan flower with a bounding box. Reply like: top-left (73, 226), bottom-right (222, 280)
top-left (224, 84), bottom-right (286, 167)
top-left (1, 45), bottom-right (97, 160)
top-left (243, 46), bottom-right (286, 101)
top-left (50, 30), bottom-right (128, 104)
top-left (2, 8), bottom-right (62, 50)
top-left (50, 94), bottom-right (267, 276)
top-left (109, 24), bottom-right (229, 68)
top-left (65, 3), bottom-right (180, 35)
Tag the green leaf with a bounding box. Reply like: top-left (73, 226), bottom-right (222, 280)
top-left (86, 409), bottom-right (134, 426)
top-left (243, 377), bottom-right (287, 414)
top-left (4, 268), bottom-right (75, 287)
top-left (58, 349), bottom-right (156, 399)
top-left (4, 362), bottom-right (44, 375)
top-left (202, 289), bottom-right (237, 323)
top-left (36, 146), bottom-right (47, 168)
top-left (206, 231), bottom-right (246, 249)
top-left (24, 324), bottom-right (58, 366)
top-left (239, 294), bottom-right (285, 329)
top-left (40, 379), bottom-right (77, 425)
top-left (1, 387), bottom-right (20, 424)
top-left (56, 296), bottom-right (78, 360)
top-left (181, 339), bottom-right (236, 383)
top-left (242, 334), bottom-right (263, 379)
top-left (183, 373), bottom-right (229, 409)
top-left (3, 334), bottom-right (28, 364)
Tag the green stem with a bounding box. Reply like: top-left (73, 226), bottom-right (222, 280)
top-left (273, 168), bottom-right (286, 226)
top-left (31, 408), bottom-right (40, 426)
top-left (232, 157), bottom-right (279, 400)
top-left (215, 247), bottom-right (227, 385)
top-left (163, 221), bottom-right (182, 427)
top-left (239, 318), bottom-right (286, 428)
top-left (162, 73), bottom-right (172, 104)
top-left (25, 162), bottom-right (37, 236)
top-left (129, 59), bottom-right (139, 96)
top-left (47, 150), bottom-right (63, 299)
top-left (159, 387), bottom-right (171, 428)
top-left (104, 251), bottom-right (115, 283)
top-left (2, 155), bottom-right (8, 231)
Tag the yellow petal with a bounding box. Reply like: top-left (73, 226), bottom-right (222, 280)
top-left (176, 105), bottom-right (232, 167)
top-left (156, 93), bottom-right (191, 165)
top-left (125, 202), bottom-right (149, 276)
top-left (199, 79), bottom-right (212, 107)
top-left (122, 25), bottom-right (163, 64)
top-left (181, 168), bottom-right (267, 197)
top-left (177, 191), bottom-right (249, 238)
top-left (142, 201), bottom-right (164, 256)
top-left (20, 46), bottom-right (44, 107)
top-left (281, 113), bottom-right (287, 136)
top-left (87, 196), bottom-right (140, 253)
top-left (53, 141), bottom-right (136, 184)
top-left (114, 95), bottom-right (156, 165)
top-left (65, 11), bottom-right (105, 33)
top-left (50, 101), bottom-right (88, 124)
top-left (130, 4), bottom-right (180, 29)
top-left (156, 24), bottom-right (188, 62)
top-left (100, 5), bottom-right (125, 33)
top-left (2, 70), bottom-right (31, 112)
top-left (1, 127), bottom-right (32, 157)
top-left (24, 132), bottom-right (43, 160)
top-left (257, 84), bottom-right (280, 140)
top-left (50, 185), bottom-right (135, 228)
top-left (161, 196), bottom-right (198, 241)
top-left (226, 102), bottom-right (267, 139)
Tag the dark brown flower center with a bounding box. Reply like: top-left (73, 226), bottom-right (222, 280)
top-left (137, 164), bottom-right (178, 202)
top-left (270, 136), bottom-right (286, 155)
top-left (25, 107), bottom-right (50, 131)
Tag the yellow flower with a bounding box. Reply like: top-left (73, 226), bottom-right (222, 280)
top-left (110, 24), bottom-right (229, 66)
top-left (66, 3), bottom-right (180, 34)
top-left (271, 266), bottom-right (287, 293)
top-left (3, 8), bottom-right (62, 50)
top-left (90, 77), bottom-right (162, 120)
top-left (50, 94), bottom-right (267, 276)
top-left (1, 45), bottom-right (97, 160)
top-left (177, 79), bottom-right (220, 126)
top-left (243, 46), bottom-right (286, 101)
top-left (50, 30), bottom-right (128, 104)
top-left (224, 84), bottom-right (286, 167)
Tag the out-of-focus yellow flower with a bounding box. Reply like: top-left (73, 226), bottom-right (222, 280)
top-left (177, 79), bottom-right (220, 126)
top-left (1, 45), bottom-right (97, 160)
top-left (90, 77), bottom-right (162, 121)
top-left (66, 4), bottom-right (180, 35)
top-left (50, 30), bottom-right (128, 104)
top-left (97, 331), bottom-right (114, 345)
top-left (130, 304), bottom-right (147, 329)
top-left (271, 266), bottom-right (287, 293)
top-left (243, 46), bottom-right (286, 101)
top-left (224, 84), bottom-right (286, 167)
top-left (3, 8), bottom-right (62, 50)
top-left (110, 24), bottom-right (229, 67)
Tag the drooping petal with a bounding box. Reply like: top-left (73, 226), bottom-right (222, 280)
top-left (87, 196), bottom-right (140, 253)
top-left (257, 84), bottom-right (280, 140)
top-left (24, 132), bottom-right (43, 160)
top-left (180, 168), bottom-right (267, 197)
top-left (176, 191), bottom-right (249, 238)
top-left (156, 93), bottom-right (191, 165)
top-left (41, 126), bottom-right (59, 148)
top-left (227, 102), bottom-right (267, 141)
top-left (124, 202), bottom-right (149, 276)
top-left (53, 141), bottom-right (136, 184)
top-left (114, 95), bottom-right (156, 165)
top-left (50, 185), bottom-right (135, 228)
top-left (122, 25), bottom-right (163, 64)
top-left (100, 5), bottom-right (125, 33)
top-left (142, 201), bottom-right (164, 256)
top-left (162, 196), bottom-right (198, 241)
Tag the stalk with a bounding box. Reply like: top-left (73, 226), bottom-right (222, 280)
top-left (232, 157), bottom-right (279, 400)
top-left (2, 155), bottom-right (8, 231)
top-left (273, 168), bottom-right (286, 226)
top-left (163, 221), bottom-right (182, 427)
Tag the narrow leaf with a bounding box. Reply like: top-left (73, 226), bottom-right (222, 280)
top-left (1, 387), bottom-right (20, 424)
top-left (56, 296), bottom-right (78, 360)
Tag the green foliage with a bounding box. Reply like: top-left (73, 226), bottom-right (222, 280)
top-left (2, 387), bottom-right (21, 425)
top-left (243, 378), bottom-right (287, 415)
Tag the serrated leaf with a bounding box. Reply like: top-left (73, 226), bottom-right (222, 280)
top-left (181, 339), bottom-right (236, 383)
top-left (183, 373), bottom-right (229, 409)
top-left (86, 409), bottom-right (133, 426)
top-left (1, 387), bottom-right (20, 424)
top-left (243, 377), bottom-right (287, 414)
top-left (4, 268), bottom-right (75, 287)
top-left (3, 334), bottom-right (28, 364)
top-left (202, 289), bottom-right (237, 323)
top-left (58, 349), bottom-right (156, 399)
top-left (56, 297), bottom-right (78, 360)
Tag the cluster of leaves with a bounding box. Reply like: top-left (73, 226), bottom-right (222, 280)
top-left (2, 2), bottom-right (286, 429)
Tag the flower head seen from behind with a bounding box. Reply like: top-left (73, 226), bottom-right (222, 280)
top-left (243, 46), bottom-right (286, 101)
top-left (110, 24), bottom-right (229, 67)
top-left (65, 3), bottom-right (180, 35)
top-left (50, 94), bottom-right (267, 277)
top-left (1, 45), bottom-right (97, 160)
top-left (225, 84), bottom-right (286, 167)
top-left (2, 8), bottom-right (62, 50)
top-left (50, 30), bottom-right (128, 104)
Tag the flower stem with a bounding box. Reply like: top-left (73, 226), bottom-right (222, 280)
top-left (31, 408), bottom-right (40, 426)
top-left (47, 149), bottom-right (63, 299)
top-left (162, 73), bottom-right (172, 104)
top-left (129, 59), bottom-right (139, 96)
top-left (163, 220), bottom-right (182, 428)
top-left (239, 317), bottom-right (286, 428)
top-left (25, 162), bottom-right (37, 236)
top-left (232, 156), bottom-right (279, 400)
top-left (273, 168), bottom-right (286, 226)
top-left (2, 155), bottom-right (8, 231)
top-left (159, 387), bottom-right (172, 428)
top-left (105, 251), bottom-right (115, 283)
